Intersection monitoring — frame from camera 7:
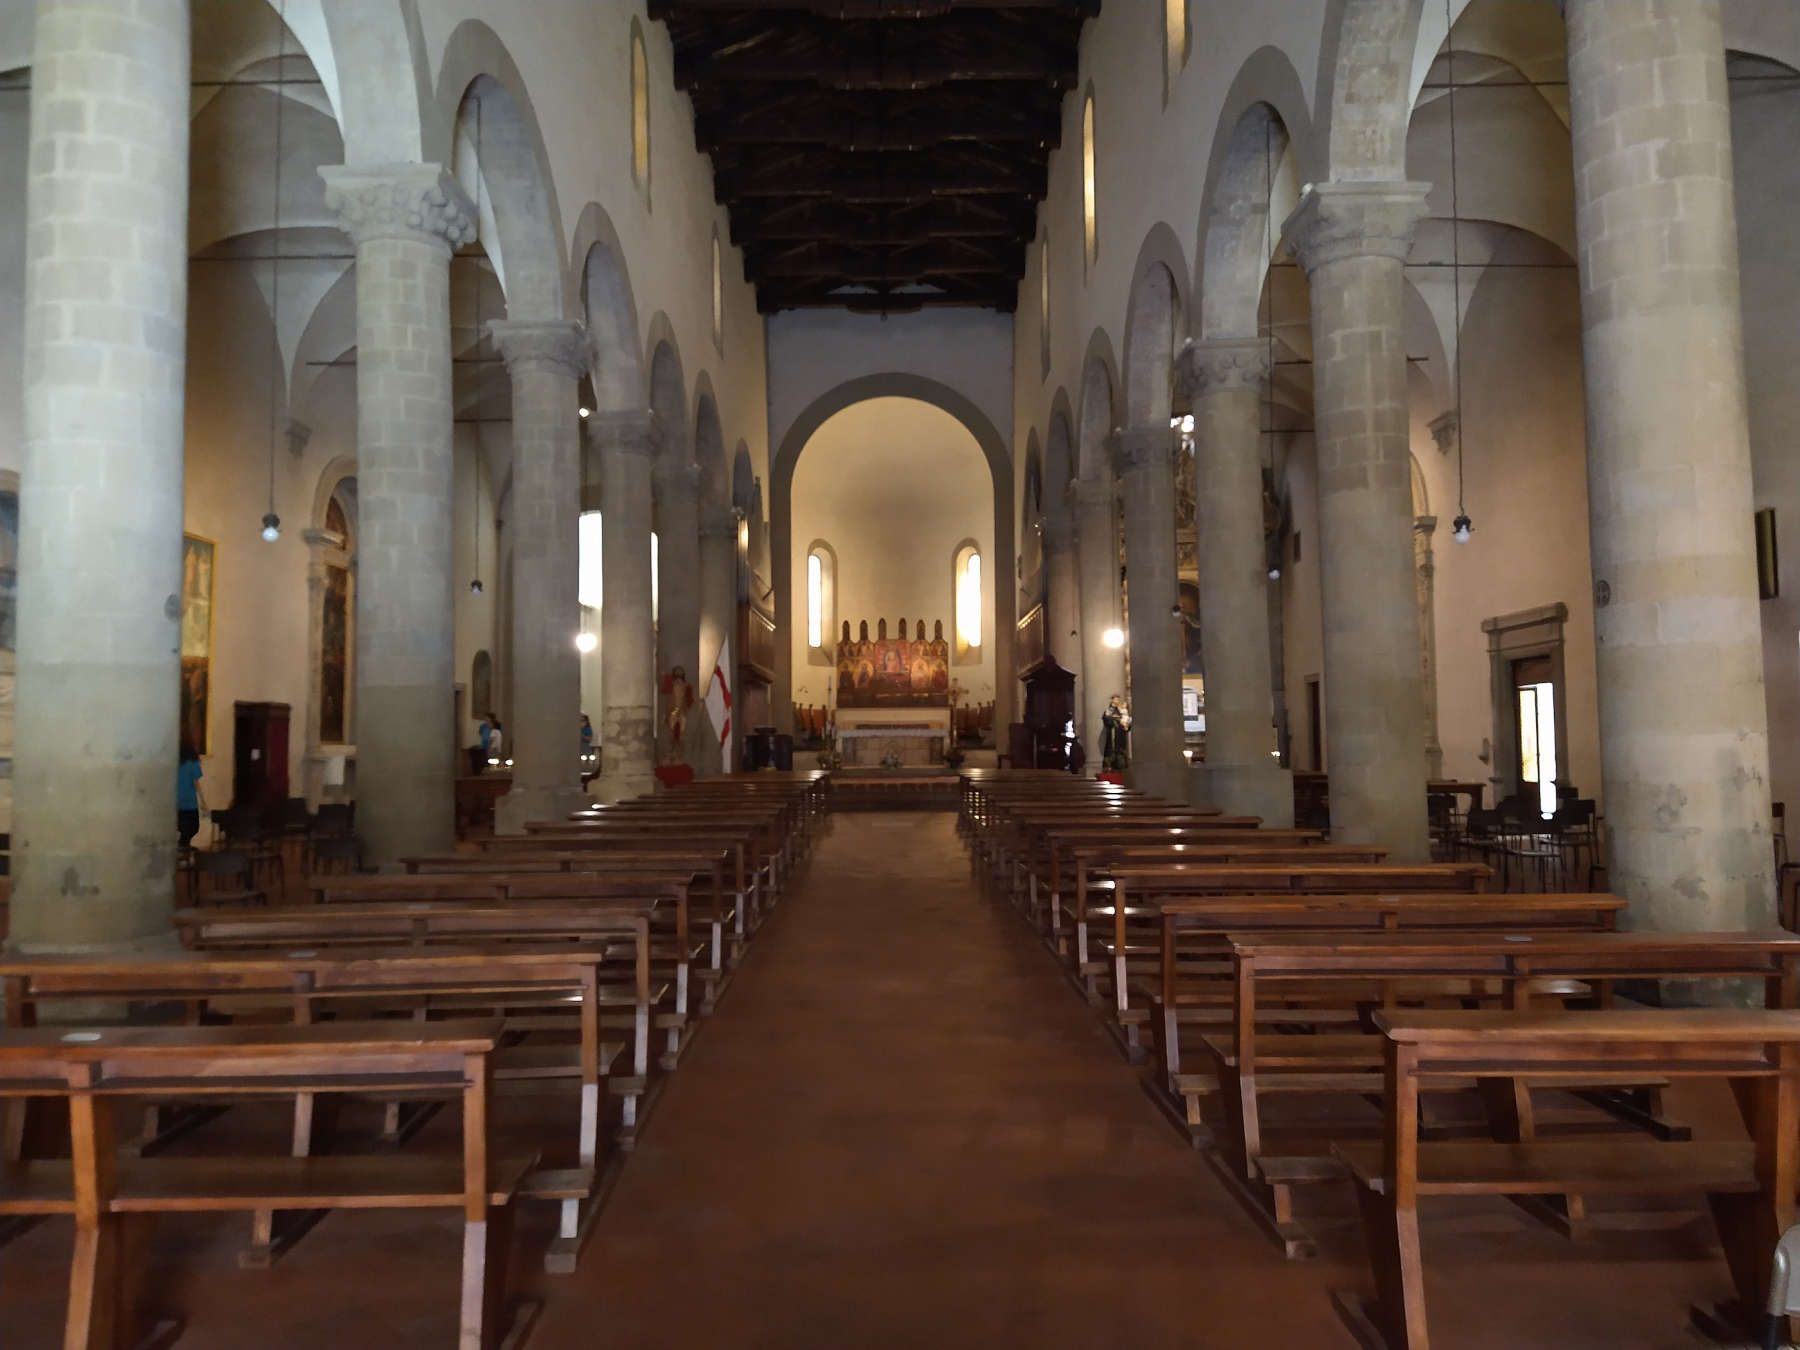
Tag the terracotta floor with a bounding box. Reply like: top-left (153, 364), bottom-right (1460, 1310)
top-left (0, 813), bottom-right (1752, 1348)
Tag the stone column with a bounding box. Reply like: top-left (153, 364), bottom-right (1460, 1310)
top-left (1287, 181), bottom-right (1431, 859)
top-left (320, 164), bottom-right (474, 867)
top-left (698, 502), bottom-right (740, 775)
top-left (490, 319), bottom-right (587, 834)
top-left (1073, 473), bottom-right (1124, 768)
top-left (1180, 339), bottom-right (1293, 826)
top-left (654, 463), bottom-right (702, 766)
top-left (1043, 499), bottom-right (1084, 728)
top-left (1415, 513), bottom-right (1444, 779)
top-left (592, 411), bottom-right (658, 801)
top-left (11, 0), bottom-right (190, 949)
top-left (1566, 0), bottom-right (1774, 932)
top-left (1117, 426), bottom-right (1186, 803)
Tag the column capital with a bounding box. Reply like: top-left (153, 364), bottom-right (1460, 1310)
top-left (701, 502), bottom-right (741, 539)
top-left (1285, 181), bottom-right (1430, 274)
top-left (487, 318), bottom-right (587, 379)
top-left (1069, 473), bottom-right (1115, 509)
top-left (653, 460), bottom-right (701, 505)
top-left (1116, 426), bottom-right (1181, 475)
top-left (320, 163), bottom-right (476, 252)
top-left (586, 409), bottom-right (658, 459)
top-left (1176, 338), bottom-right (1271, 402)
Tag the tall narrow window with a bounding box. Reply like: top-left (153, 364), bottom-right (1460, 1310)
top-left (578, 511), bottom-right (604, 609)
top-left (1039, 234), bottom-right (1051, 376)
top-left (711, 231), bottom-right (725, 353)
top-left (631, 27), bottom-right (651, 193)
top-left (1082, 90), bottom-right (1097, 267)
top-left (807, 553), bottom-right (823, 648)
top-left (1164, 0), bottom-right (1188, 92)
top-left (651, 530), bottom-right (659, 624)
top-left (954, 543), bottom-right (983, 661)
top-left (805, 541), bottom-right (836, 664)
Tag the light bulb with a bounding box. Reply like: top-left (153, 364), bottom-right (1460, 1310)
top-left (469, 578), bottom-right (484, 594)
top-left (1102, 627), bottom-right (1125, 649)
top-left (1452, 512), bottom-right (1472, 545)
top-left (574, 631), bottom-right (598, 653)
top-left (1268, 566), bottom-right (1282, 581)
top-left (578, 406), bottom-right (592, 419)
top-left (260, 512), bottom-right (280, 542)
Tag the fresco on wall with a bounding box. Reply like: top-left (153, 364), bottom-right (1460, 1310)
top-left (321, 564), bottom-right (349, 743)
top-left (835, 617), bottom-right (950, 707)
top-left (180, 533), bottom-right (214, 754)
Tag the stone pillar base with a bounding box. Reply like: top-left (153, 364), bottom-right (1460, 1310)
top-left (1194, 761), bottom-right (1295, 828)
top-left (494, 784), bottom-right (590, 836)
top-left (589, 771), bottom-right (661, 805)
top-left (1126, 761), bottom-right (1191, 805)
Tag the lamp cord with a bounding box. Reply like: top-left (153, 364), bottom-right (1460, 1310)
top-left (1446, 0), bottom-right (1466, 519)
top-left (266, 0), bottom-right (288, 520)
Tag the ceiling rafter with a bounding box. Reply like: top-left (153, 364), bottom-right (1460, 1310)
top-left (653, 0), bottom-right (1094, 310)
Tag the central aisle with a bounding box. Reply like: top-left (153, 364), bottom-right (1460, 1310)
top-left (539, 812), bottom-right (1354, 1349)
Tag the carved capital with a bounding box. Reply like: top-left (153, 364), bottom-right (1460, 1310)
top-left (701, 503), bottom-right (741, 539)
top-left (1176, 338), bottom-right (1271, 402)
top-left (320, 163), bottom-right (477, 252)
top-left (1116, 425), bottom-right (1181, 475)
top-left (282, 418), bottom-right (312, 458)
top-left (1285, 181), bottom-right (1430, 274)
top-left (487, 319), bottom-right (587, 380)
top-left (1428, 411), bottom-right (1459, 456)
top-left (1069, 474), bottom-right (1115, 511)
top-left (653, 461), bottom-right (700, 505)
top-left (586, 409), bottom-right (658, 459)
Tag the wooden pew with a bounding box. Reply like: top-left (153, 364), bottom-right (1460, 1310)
top-left (471, 834), bottom-right (758, 937)
top-left (1332, 1008), bottom-right (1800, 1350)
top-left (1147, 893), bottom-right (1628, 1142)
top-left (0, 943), bottom-right (641, 1272)
top-left (301, 872), bottom-right (701, 1063)
top-left (1207, 928), bottom-right (1800, 1257)
top-left (1083, 862), bottom-right (1491, 1052)
top-left (0, 1020), bottom-right (535, 1350)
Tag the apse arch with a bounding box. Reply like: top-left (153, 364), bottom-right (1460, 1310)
top-left (770, 375), bottom-right (1017, 734)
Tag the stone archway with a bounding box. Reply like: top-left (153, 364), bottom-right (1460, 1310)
top-left (771, 375), bottom-right (1015, 736)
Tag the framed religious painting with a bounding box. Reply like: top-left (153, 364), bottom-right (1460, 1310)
top-left (180, 532), bottom-right (215, 754)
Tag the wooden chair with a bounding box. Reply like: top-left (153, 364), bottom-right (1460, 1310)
top-left (192, 849), bottom-right (263, 906)
top-left (313, 802), bottom-right (354, 837)
top-left (307, 833), bottom-right (363, 876)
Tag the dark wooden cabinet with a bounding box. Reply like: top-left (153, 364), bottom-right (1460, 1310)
top-left (1019, 659), bottom-right (1076, 770)
top-left (232, 701), bottom-right (290, 821)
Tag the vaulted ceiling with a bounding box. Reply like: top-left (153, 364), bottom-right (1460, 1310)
top-left (648, 0), bottom-right (1099, 314)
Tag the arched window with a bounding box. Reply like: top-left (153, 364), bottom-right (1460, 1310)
top-left (711, 230), bottom-right (725, 353)
top-left (631, 25), bottom-right (651, 198)
top-left (1081, 89), bottom-right (1098, 268)
top-left (1038, 233), bottom-right (1051, 377)
top-left (1164, 0), bottom-right (1189, 94)
top-left (954, 541), bottom-right (983, 662)
top-left (806, 540), bottom-right (837, 665)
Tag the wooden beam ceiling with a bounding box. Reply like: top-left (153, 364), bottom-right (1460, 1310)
top-left (649, 0), bottom-right (1097, 312)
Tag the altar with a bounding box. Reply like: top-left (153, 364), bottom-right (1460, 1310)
top-left (837, 708), bottom-right (951, 767)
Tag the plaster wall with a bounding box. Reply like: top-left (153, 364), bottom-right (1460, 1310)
top-left (767, 309), bottom-right (1014, 457)
top-left (789, 398), bottom-right (995, 712)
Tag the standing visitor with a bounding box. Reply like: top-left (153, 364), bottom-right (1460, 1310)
top-left (176, 742), bottom-right (205, 848)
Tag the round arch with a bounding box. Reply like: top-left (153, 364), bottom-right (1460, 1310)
top-left (1195, 98), bottom-right (1298, 341)
top-left (1076, 328), bottom-right (1120, 480)
top-left (770, 374), bottom-right (1017, 734)
top-left (1121, 229), bottom-right (1189, 427)
top-left (438, 25), bottom-right (567, 322)
top-left (692, 376), bottom-right (729, 509)
top-left (646, 326), bottom-right (689, 464)
top-left (318, 0), bottom-right (432, 166)
top-left (572, 207), bottom-right (643, 412)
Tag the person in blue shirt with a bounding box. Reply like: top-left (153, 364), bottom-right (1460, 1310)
top-left (176, 741), bottom-right (205, 848)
